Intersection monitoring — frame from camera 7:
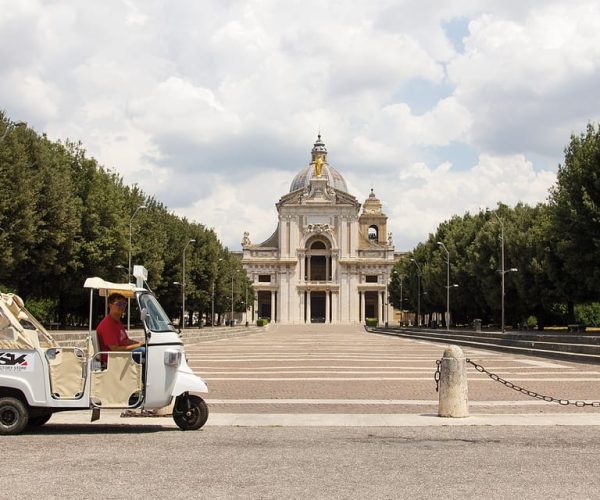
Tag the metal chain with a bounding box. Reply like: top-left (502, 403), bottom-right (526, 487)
top-left (464, 358), bottom-right (600, 407)
top-left (434, 359), bottom-right (441, 392)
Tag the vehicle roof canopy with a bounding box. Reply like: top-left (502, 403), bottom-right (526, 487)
top-left (83, 277), bottom-right (143, 299)
top-left (0, 293), bottom-right (57, 349)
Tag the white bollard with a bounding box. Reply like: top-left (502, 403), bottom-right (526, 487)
top-left (438, 345), bottom-right (469, 418)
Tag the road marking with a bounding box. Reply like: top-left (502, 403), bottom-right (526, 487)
top-left (205, 413), bottom-right (600, 427)
top-left (195, 370), bottom-right (600, 375)
top-left (202, 376), bottom-right (600, 381)
top-left (206, 399), bottom-right (567, 406)
top-left (518, 359), bottom-right (568, 368)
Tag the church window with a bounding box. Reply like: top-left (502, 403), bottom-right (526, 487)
top-left (368, 225), bottom-right (378, 240)
top-left (365, 275), bottom-right (378, 283)
top-left (258, 275), bottom-right (271, 282)
top-left (311, 241), bottom-right (327, 249)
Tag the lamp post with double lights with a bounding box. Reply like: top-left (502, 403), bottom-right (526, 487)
top-left (410, 258), bottom-right (422, 326)
top-left (181, 238), bottom-right (196, 330)
top-left (487, 209), bottom-right (518, 332)
top-left (128, 205), bottom-right (146, 330)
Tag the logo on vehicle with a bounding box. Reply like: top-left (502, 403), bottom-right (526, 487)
top-left (0, 352), bottom-right (34, 371)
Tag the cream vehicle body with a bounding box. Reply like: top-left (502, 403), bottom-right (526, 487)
top-left (0, 269), bottom-right (208, 435)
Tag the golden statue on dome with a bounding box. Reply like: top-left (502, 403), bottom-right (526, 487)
top-left (314, 154), bottom-right (324, 177)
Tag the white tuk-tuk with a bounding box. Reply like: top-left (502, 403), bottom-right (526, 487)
top-left (0, 271), bottom-right (209, 435)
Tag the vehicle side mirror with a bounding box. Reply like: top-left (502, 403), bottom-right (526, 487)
top-left (140, 308), bottom-right (148, 323)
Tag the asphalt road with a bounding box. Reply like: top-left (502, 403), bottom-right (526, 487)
top-left (3, 425), bottom-right (600, 499)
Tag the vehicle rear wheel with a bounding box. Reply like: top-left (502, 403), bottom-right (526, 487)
top-left (0, 397), bottom-right (29, 435)
top-left (173, 394), bottom-right (209, 431)
top-left (28, 412), bottom-right (52, 427)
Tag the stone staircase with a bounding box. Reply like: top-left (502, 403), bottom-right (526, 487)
top-left (368, 326), bottom-right (600, 364)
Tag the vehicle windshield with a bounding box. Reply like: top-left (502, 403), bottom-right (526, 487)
top-left (138, 293), bottom-right (176, 333)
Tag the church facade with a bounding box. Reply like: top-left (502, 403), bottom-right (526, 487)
top-left (241, 136), bottom-right (397, 325)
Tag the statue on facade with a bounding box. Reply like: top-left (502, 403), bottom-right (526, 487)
top-left (314, 155), bottom-right (324, 177)
top-left (242, 231), bottom-right (251, 246)
top-left (388, 232), bottom-right (393, 246)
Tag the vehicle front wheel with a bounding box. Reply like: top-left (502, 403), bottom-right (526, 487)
top-left (173, 394), bottom-right (209, 431)
top-left (0, 397), bottom-right (29, 435)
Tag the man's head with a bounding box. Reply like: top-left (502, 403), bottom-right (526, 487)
top-left (107, 293), bottom-right (128, 319)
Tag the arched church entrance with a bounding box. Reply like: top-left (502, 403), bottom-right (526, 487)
top-left (305, 238), bottom-right (332, 282)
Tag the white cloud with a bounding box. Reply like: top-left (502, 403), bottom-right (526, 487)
top-left (0, 0), bottom-right (596, 253)
top-left (357, 153), bottom-right (556, 248)
top-left (448, 2), bottom-right (600, 158)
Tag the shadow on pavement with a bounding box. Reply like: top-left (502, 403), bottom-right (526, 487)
top-left (24, 423), bottom-right (176, 435)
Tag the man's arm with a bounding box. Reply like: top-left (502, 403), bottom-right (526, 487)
top-left (107, 340), bottom-right (143, 351)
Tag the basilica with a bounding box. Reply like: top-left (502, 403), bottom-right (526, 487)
top-left (241, 136), bottom-right (398, 325)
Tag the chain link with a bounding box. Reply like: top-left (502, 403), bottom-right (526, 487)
top-left (464, 358), bottom-right (600, 407)
top-left (434, 359), bottom-right (441, 392)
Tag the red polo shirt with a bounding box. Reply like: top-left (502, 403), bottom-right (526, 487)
top-left (96, 315), bottom-right (130, 362)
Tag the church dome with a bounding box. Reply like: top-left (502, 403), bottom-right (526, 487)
top-left (289, 135), bottom-right (349, 193)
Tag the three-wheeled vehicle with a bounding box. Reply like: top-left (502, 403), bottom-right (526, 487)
top-left (0, 269), bottom-right (209, 435)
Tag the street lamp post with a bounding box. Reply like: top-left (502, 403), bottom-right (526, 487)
top-left (437, 241), bottom-right (451, 331)
top-left (128, 205), bottom-right (146, 330)
top-left (487, 209), bottom-right (518, 333)
top-left (410, 259), bottom-right (422, 326)
top-left (181, 238), bottom-right (196, 331)
top-left (230, 270), bottom-right (236, 327)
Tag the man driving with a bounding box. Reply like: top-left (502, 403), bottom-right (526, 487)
top-left (96, 293), bottom-right (144, 357)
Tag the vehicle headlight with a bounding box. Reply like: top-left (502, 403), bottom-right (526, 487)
top-left (164, 350), bottom-right (182, 366)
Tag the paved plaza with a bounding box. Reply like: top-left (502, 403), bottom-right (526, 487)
top-left (7, 324), bottom-right (600, 499)
top-left (187, 323), bottom-right (600, 424)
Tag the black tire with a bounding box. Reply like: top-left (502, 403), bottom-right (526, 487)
top-left (0, 397), bottom-right (29, 435)
top-left (173, 394), bottom-right (209, 431)
top-left (28, 413), bottom-right (52, 427)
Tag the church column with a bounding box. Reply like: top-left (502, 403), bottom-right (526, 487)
top-left (299, 252), bottom-right (305, 283)
top-left (253, 295), bottom-right (258, 322)
top-left (377, 291), bottom-right (382, 326)
top-left (338, 218), bottom-right (345, 257)
top-left (331, 252), bottom-right (337, 281)
top-left (299, 291), bottom-right (304, 324)
top-left (332, 292), bottom-right (339, 323)
top-left (306, 291), bottom-right (311, 323)
top-left (270, 291), bottom-right (276, 322)
top-left (325, 290), bottom-right (330, 323)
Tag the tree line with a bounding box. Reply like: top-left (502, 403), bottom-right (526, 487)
top-left (0, 112), bottom-right (254, 327)
top-left (388, 123), bottom-right (600, 329)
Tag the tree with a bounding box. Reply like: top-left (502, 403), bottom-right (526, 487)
top-left (549, 123), bottom-right (600, 314)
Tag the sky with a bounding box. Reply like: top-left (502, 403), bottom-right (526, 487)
top-left (2, 0), bottom-right (599, 251)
